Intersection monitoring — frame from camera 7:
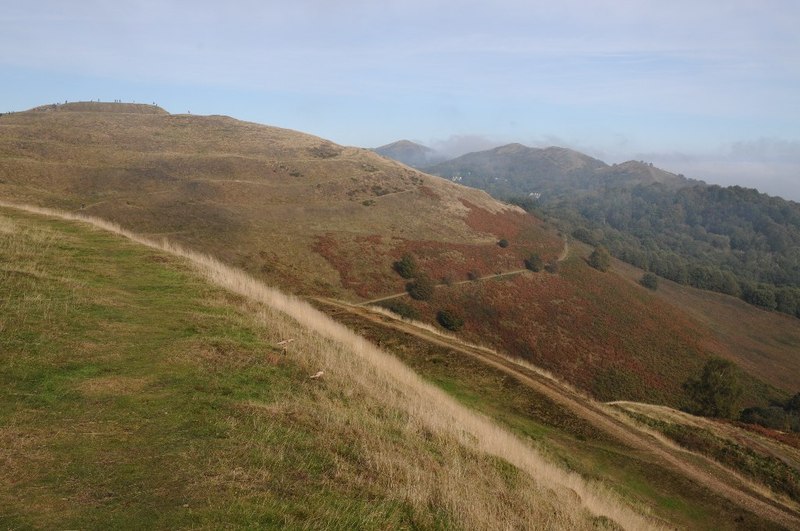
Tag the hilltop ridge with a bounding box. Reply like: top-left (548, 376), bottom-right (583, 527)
top-left (28, 101), bottom-right (169, 115)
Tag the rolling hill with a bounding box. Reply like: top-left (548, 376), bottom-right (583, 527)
top-left (423, 143), bottom-right (693, 200)
top-left (1, 102), bottom-right (798, 408)
top-left (3, 103), bottom-right (800, 527)
top-left (1, 204), bottom-right (651, 529)
top-left (372, 139), bottom-right (445, 168)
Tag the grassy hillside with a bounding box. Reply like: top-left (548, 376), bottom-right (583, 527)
top-left (1, 102), bottom-right (797, 411)
top-left (1, 205), bottom-right (661, 529)
top-left (0, 103), bottom-right (555, 300)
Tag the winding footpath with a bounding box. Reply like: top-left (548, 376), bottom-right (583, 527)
top-left (316, 292), bottom-right (800, 530)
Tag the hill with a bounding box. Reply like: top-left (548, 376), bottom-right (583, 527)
top-left (1, 102), bottom-right (797, 414)
top-left (1, 204), bottom-right (656, 529)
top-left (4, 103), bottom-right (800, 527)
top-left (425, 143), bottom-right (625, 199)
top-left (424, 143), bottom-right (800, 318)
top-left (0, 102), bottom-right (554, 300)
top-left (372, 139), bottom-right (445, 168)
top-left (425, 144), bottom-right (693, 200)
top-left (6, 203), bottom-right (800, 529)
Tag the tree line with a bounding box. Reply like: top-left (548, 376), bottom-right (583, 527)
top-left (524, 183), bottom-right (800, 317)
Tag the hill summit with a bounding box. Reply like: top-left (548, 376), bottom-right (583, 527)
top-left (29, 101), bottom-right (168, 115)
top-left (373, 139), bottom-right (445, 168)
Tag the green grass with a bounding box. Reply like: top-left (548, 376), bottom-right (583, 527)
top-left (0, 209), bottom-right (430, 528)
top-left (3, 207), bottom-right (634, 530)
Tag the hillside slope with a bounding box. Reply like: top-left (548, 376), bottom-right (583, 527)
top-left (1, 102), bottom-right (796, 410)
top-left (0, 103), bottom-right (558, 299)
top-left (0, 204), bottom-right (654, 530)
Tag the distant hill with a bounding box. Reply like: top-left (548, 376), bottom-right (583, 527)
top-left (425, 143), bottom-right (692, 200)
top-left (372, 139), bottom-right (446, 168)
top-left (425, 142), bottom-right (800, 318)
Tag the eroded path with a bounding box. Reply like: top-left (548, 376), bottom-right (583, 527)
top-left (316, 296), bottom-right (800, 530)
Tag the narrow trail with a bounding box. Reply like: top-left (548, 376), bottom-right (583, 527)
top-left (0, 200), bottom-right (664, 530)
top-left (316, 297), bottom-right (800, 530)
top-left (361, 236), bottom-right (571, 307)
top-left (5, 201), bottom-right (798, 529)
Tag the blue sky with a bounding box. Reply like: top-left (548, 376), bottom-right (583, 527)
top-left (2, 1), bottom-right (799, 199)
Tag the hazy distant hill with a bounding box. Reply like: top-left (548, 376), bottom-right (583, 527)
top-left (425, 143), bottom-right (692, 200)
top-left (372, 139), bottom-right (446, 168)
top-left (425, 142), bottom-right (800, 318)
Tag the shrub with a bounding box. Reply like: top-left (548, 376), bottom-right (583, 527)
top-left (378, 300), bottom-right (419, 320)
top-left (640, 272), bottom-right (658, 290)
top-left (393, 254), bottom-right (418, 279)
top-left (498, 239), bottom-right (509, 248)
top-left (572, 227), bottom-right (597, 245)
top-left (406, 275), bottom-right (435, 301)
top-left (524, 253), bottom-right (543, 272)
top-left (740, 406), bottom-right (790, 431)
top-left (544, 261), bottom-right (559, 274)
top-left (588, 247), bottom-right (611, 272)
top-left (436, 310), bottom-right (464, 331)
top-left (467, 270), bottom-right (480, 281)
top-left (682, 358), bottom-right (741, 418)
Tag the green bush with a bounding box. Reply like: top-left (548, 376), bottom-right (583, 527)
top-left (682, 358), bottom-right (741, 418)
top-left (406, 275), bottom-right (435, 301)
top-left (436, 310), bottom-right (464, 331)
top-left (467, 270), bottom-right (480, 281)
top-left (393, 254), bottom-right (418, 279)
top-left (524, 253), bottom-right (543, 272)
top-left (640, 272), bottom-right (658, 290)
top-left (378, 300), bottom-right (419, 320)
top-left (588, 247), bottom-right (611, 272)
top-left (498, 239), bottom-right (509, 248)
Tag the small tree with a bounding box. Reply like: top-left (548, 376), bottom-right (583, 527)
top-left (524, 253), bottom-right (543, 272)
top-left (436, 310), bottom-right (464, 331)
top-left (683, 358), bottom-right (741, 418)
top-left (407, 275), bottom-right (435, 301)
top-left (588, 247), bottom-right (611, 272)
top-left (640, 272), bottom-right (658, 290)
top-left (498, 239), bottom-right (509, 248)
top-left (467, 270), bottom-right (480, 281)
top-left (393, 254), bottom-right (418, 279)
top-left (544, 260), bottom-right (559, 274)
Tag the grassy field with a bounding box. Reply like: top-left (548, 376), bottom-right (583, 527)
top-left (1, 205), bottom-right (662, 529)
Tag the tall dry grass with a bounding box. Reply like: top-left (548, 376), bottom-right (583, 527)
top-left (0, 200), bottom-right (662, 530)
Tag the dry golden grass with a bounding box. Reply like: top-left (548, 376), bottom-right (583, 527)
top-left (0, 200), bottom-right (663, 530)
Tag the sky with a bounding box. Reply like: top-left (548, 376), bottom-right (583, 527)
top-left (2, 0), bottom-right (799, 199)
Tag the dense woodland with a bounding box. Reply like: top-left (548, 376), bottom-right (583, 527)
top-left (530, 183), bottom-right (800, 317)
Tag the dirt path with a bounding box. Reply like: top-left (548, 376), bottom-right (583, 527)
top-left (360, 268), bottom-right (529, 306)
top-left (361, 236), bottom-right (571, 307)
top-left (6, 201), bottom-right (797, 528)
top-left (316, 297), bottom-right (800, 530)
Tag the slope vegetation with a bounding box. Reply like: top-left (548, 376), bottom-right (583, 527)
top-left (1, 102), bottom-right (796, 413)
top-left (0, 103), bottom-right (554, 299)
top-left (0, 204), bottom-right (655, 529)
